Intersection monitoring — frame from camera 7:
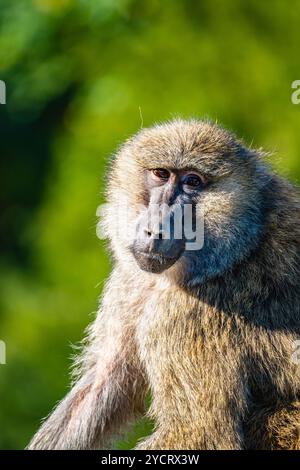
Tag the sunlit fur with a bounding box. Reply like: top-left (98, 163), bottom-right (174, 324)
top-left (29, 119), bottom-right (300, 450)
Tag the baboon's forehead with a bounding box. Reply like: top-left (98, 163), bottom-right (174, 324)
top-left (124, 120), bottom-right (246, 175)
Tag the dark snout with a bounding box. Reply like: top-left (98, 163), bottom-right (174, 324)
top-left (131, 214), bottom-right (184, 273)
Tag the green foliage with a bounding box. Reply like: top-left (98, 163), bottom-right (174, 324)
top-left (0, 0), bottom-right (300, 449)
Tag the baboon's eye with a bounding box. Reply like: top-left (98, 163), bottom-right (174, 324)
top-left (151, 169), bottom-right (170, 181)
top-left (182, 173), bottom-right (204, 189)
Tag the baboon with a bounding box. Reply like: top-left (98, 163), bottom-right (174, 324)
top-left (29, 119), bottom-right (300, 450)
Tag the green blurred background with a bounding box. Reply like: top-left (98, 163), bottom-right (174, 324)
top-left (0, 0), bottom-right (300, 450)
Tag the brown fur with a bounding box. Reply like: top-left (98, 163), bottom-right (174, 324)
top-left (29, 119), bottom-right (300, 450)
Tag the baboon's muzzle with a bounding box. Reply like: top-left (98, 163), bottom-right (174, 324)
top-left (131, 208), bottom-right (185, 273)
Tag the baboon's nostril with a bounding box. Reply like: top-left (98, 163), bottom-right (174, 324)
top-left (143, 228), bottom-right (164, 239)
top-left (144, 229), bottom-right (152, 238)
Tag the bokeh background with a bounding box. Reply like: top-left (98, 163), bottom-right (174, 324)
top-left (0, 0), bottom-right (300, 450)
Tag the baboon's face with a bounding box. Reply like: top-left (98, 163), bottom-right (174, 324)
top-left (130, 167), bottom-right (207, 274)
top-left (108, 120), bottom-right (266, 285)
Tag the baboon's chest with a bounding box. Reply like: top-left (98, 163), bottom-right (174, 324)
top-left (136, 287), bottom-right (231, 381)
top-left (137, 287), bottom-right (196, 352)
